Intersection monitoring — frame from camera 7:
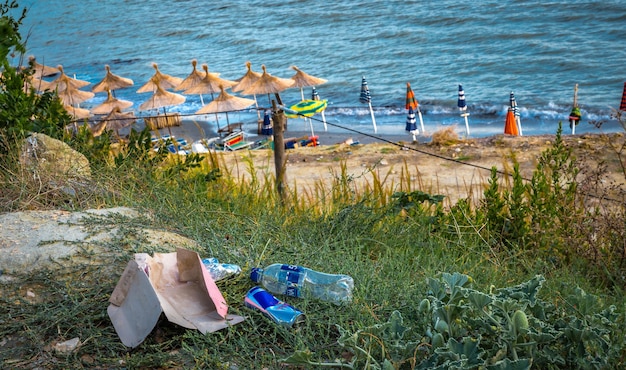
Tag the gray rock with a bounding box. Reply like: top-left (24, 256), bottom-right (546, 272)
top-left (0, 207), bottom-right (201, 281)
top-left (19, 133), bottom-right (92, 196)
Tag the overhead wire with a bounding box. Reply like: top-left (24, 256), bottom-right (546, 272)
top-left (72, 106), bottom-right (623, 204)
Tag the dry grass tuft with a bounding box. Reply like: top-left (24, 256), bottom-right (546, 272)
top-left (430, 127), bottom-right (461, 146)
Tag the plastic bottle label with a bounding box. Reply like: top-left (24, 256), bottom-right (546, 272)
top-left (281, 265), bottom-right (302, 297)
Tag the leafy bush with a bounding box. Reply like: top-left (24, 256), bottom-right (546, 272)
top-left (283, 272), bottom-right (623, 369)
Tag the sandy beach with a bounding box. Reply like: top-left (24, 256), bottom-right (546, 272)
top-left (157, 118), bottom-right (625, 206)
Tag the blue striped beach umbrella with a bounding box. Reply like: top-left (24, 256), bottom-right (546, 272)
top-left (457, 84), bottom-right (470, 136)
top-left (509, 91), bottom-right (523, 135)
top-left (360, 76), bottom-right (377, 133)
top-left (405, 106), bottom-right (418, 142)
top-left (261, 110), bottom-right (273, 136)
top-left (311, 86), bottom-right (320, 101)
top-left (405, 106), bottom-right (417, 132)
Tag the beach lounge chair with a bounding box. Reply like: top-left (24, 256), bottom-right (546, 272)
top-left (217, 122), bottom-right (243, 137)
top-left (216, 131), bottom-right (253, 151)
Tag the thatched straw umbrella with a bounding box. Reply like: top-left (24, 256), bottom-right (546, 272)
top-left (196, 85), bottom-right (255, 126)
top-left (241, 64), bottom-right (294, 105)
top-left (48, 65), bottom-right (90, 92)
top-left (91, 89), bottom-right (133, 115)
top-left (137, 63), bottom-right (183, 93)
top-left (176, 59), bottom-right (206, 104)
top-left (232, 61), bottom-right (262, 120)
top-left (92, 65), bottom-right (134, 93)
top-left (183, 64), bottom-right (237, 130)
top-left (27, 56), bottom-right (60, 79)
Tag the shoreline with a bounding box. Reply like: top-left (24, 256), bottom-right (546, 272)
top-left (140, 117), bottom-right (623, 150)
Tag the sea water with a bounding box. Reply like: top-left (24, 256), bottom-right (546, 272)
top-left (14, 0), bottom-right (626, 139)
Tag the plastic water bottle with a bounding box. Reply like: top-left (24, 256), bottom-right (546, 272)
top-left (202, 258), bottom-right (241, 281)
top-left (250, 264), bottom-right (354, 304)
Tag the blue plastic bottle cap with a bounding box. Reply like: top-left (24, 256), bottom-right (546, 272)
top-left (250, 267), bottom-right (263, 283)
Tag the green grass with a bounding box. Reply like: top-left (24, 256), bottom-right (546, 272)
top-left (1, 127), bottom-right (625, 369)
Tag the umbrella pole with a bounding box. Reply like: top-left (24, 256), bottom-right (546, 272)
top-left (300, 88), bottom-right (312, 131)
top-left (417, 107), bottom-right (425, 134)
top-left (253, 95), bottom-right (261, 121)
top-left (321, 110), bottom-right (328, 131)
top-left (368, 101), bottom-right (377, 133)
top-left (464, 115), bottom-right (470, 137)
top-left (210, 93), bottom-right (221, 132)
top-left (516, 116), bottom-right (523, 136)
top-left (200, 95), bottom-right (204, 105)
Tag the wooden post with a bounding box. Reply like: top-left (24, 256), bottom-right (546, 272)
top-left (272, 99), bottom-right (287, 204)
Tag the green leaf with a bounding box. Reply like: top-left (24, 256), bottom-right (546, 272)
top-left (382, 359), bottom-right (395, 370)
top-left (496, 275), bottom-right (545, 305)
top-left (468, 291), bottom-right (493, 311)
top-left (486, 358), bottom-right (532, 370)
top-left (441, 272), bottom-right (471, 290)
top-left (436, 337), bottom-right (484, 367)
top-left (388, 310), bottom-right (409, 341)
top-left (281, 349), bottom-right (314, 365)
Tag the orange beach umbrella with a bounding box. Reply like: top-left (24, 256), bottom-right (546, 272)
top-left (406, 82), bottom-right (424, 134)
top-left (504, 109), bottom-right (519, 136)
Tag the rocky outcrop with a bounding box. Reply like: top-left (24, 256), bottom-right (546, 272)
top-left (19, 132), bottom-right (92, 196)
top-left (0, 207), bottom-right (201, 281)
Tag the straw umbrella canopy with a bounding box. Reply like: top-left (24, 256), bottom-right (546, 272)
top-left (139, 84), bottom-right (186, 111)
top-left (137, 63), bottom-right (183, 93)
top-left (196, 85), bottom-right (255, 126)
top-left (289, 65), bottom-right (327, 100)
top-left (92, 65), bottom-right (134, 93)
top-left (176, 60), bottom-right (205, 92)
top-left (241, 64), bottom-right (295, 105)
top-left (184, 64), bottom-right (236, 96)
top-left (23, 75), bottom-right (52, 93)
top-left (101, 106), bottom-right (136, 136)
top-left (91, 89), bottom-right (133, 115)
top-left (232, 61), bottom-right (262, 92)
top-left (63, 105), bottom-right (91, 120)
top-left (48, 65), bottom-right (90, 92)
top-left (232, 61), bottom-right (262, 120)
top-left (184, 64), bottom-right (236, 130)
top-left (139, 84), bottom-right (186, 139)
top-left (57, 83), bottom-right (95, 106)
top-left (27, 56), bottom-right (60, 79)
